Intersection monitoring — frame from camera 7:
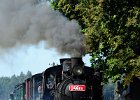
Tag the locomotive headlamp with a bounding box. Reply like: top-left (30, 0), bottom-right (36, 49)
top-left (72, 65), bottom-right (84, 76)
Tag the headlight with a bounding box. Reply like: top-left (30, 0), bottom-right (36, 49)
top-left (72, 66), bottom-right (84, 76)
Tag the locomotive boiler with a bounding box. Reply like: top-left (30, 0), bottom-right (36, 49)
top-left (42, 57), bottom-right (102, 100)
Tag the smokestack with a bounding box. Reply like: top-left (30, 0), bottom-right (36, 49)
top-left (71, 57), bottom-right (84, 69)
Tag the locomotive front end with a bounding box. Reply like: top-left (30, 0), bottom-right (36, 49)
top-left (55, 57), bottom-right (94, 100)
top-left (42, 57), bottom-right (102, 100)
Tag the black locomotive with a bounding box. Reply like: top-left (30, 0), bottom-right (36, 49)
top-left (10, 57), bottom-right (103, 100)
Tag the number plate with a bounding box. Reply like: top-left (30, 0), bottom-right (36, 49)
top-left (69, 85), bottom-right (86, 91)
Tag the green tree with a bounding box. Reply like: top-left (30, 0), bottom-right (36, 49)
top-left (51, 0), bottom-right (140, 84)
top-left (26, 71), bottom-right (32, 79)
top-left (0, 71), bottom-right (32, 100)
top-left (18, 72), bottom-right (26, 82)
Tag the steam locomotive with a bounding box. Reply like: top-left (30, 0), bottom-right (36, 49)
top-left (9, 57), bottom-right (103, 100)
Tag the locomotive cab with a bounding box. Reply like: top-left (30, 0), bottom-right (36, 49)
top-left (42, 65), bottom-right (62, 100)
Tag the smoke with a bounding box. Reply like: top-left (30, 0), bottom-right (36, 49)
top-left (0, 0), bottom-right (85, 56)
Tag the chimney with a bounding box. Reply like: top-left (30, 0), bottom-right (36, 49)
top-left (71, 57), bottom-right (84, 69)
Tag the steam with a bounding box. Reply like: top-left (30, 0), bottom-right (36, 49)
top-left (0, 0), bottom-right (85, 56)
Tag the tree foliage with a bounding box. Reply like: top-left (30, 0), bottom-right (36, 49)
top-left (0, 71), bottom-right (32, 100)
top-left (51, 0), bottom-right (140, 83)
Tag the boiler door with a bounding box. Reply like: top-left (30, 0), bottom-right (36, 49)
top-left (55, 78), bottom-right (90, 100)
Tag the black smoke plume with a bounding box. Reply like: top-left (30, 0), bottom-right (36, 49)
top-left (0, 0), bottom-right (85, 56)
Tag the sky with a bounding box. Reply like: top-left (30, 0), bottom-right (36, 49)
top-left (0, 42), bottom-right (91, 77)
top-left (0, 0), bottom-right (91, 77)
